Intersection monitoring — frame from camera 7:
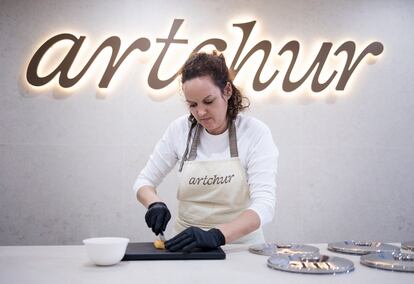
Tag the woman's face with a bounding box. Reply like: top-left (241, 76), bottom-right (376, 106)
top-left (183, 75), bottom-right (231, 135)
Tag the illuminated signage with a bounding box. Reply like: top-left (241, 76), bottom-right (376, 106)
top-left (25, 19), bottom-right (384, 97)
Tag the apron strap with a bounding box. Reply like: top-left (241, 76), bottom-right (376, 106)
top-left (228, 119), bottom-right (239, 158)
top-left (187, 119), bottom-right (238, 162)
top-left (188, 124), bottom-right (202, 161)
top-left (178, 119), bottom-right (197, 172)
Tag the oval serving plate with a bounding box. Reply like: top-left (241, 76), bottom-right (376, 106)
top-left (401, 241), bottom-right (414, 251)
top-left (267, 253), bottom-right (354, 274)
top-left (249, 243), bottom-right (319, 256)
top-left (360, 251), bottom-right (414, 272)
top-left (327, 241), bottom-right (400, 255)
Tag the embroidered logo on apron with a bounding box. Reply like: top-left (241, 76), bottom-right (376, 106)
top-left (188, 174), bottom-right (236, 186)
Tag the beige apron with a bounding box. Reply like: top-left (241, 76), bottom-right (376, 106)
top-left (175, 120), bottom-right (264, 244)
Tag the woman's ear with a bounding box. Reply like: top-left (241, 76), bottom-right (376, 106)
top-left (224, 82), bottom-right (232, 99)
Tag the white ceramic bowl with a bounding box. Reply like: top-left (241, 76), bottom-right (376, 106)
top-left (83, 237), bottom-right (130, 266)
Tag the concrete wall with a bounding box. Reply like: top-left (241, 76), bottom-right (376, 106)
top-left (1, 0), bottom-right (413, 245)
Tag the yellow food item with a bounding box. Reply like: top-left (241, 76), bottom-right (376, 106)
top-left (153, 239), bottom-right (165, 250)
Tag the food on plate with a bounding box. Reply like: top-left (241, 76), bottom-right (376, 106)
top-left (154, 239), bottom-right (165, 250)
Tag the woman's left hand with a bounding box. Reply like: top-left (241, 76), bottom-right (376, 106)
top-left (165, 227), bottom-right (225, 252)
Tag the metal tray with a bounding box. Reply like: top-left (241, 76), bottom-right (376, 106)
top-left (249, 243), bottom-right (319, 256)
top-left (328, 241), bottom-right (400, 255)
top-left (401, 241), bottom-right (414, 251)
top-left (360, 251), bottom-right (414, 272)
top-left (267, 253), bottom-right (354, 274)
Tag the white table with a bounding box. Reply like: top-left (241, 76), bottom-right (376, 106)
top-left (0, 244), bottom-right (412, 284)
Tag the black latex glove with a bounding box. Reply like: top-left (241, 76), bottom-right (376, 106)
top-left (165, 226), bottom-right (225, 252)
top-left (145, 202), bottom-right (171, 235)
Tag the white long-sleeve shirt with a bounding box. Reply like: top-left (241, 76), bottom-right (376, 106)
top-left (133, 114), bottom-right (279, 225)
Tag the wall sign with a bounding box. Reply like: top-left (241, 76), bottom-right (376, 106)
top-left (25, 19), bottom-right (384, 97)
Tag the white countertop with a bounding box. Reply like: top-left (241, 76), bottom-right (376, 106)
top-left (0, 244), bottom-right (412, 284)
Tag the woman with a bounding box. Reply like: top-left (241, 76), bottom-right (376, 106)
top-left (133, 51), bottom-right (278, 252)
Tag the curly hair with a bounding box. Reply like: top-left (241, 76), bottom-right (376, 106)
top-left (179, 51), bottom-right (250, 123)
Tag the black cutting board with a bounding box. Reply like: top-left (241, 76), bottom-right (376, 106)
top-left (122, 242), bottom-right (226, 261)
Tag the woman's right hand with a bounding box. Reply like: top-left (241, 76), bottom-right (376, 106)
top-left (145, 202), bottom-right (171, 235)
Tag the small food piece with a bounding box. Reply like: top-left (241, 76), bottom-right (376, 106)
top-left (154, 239), bottom-right (165, 250)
